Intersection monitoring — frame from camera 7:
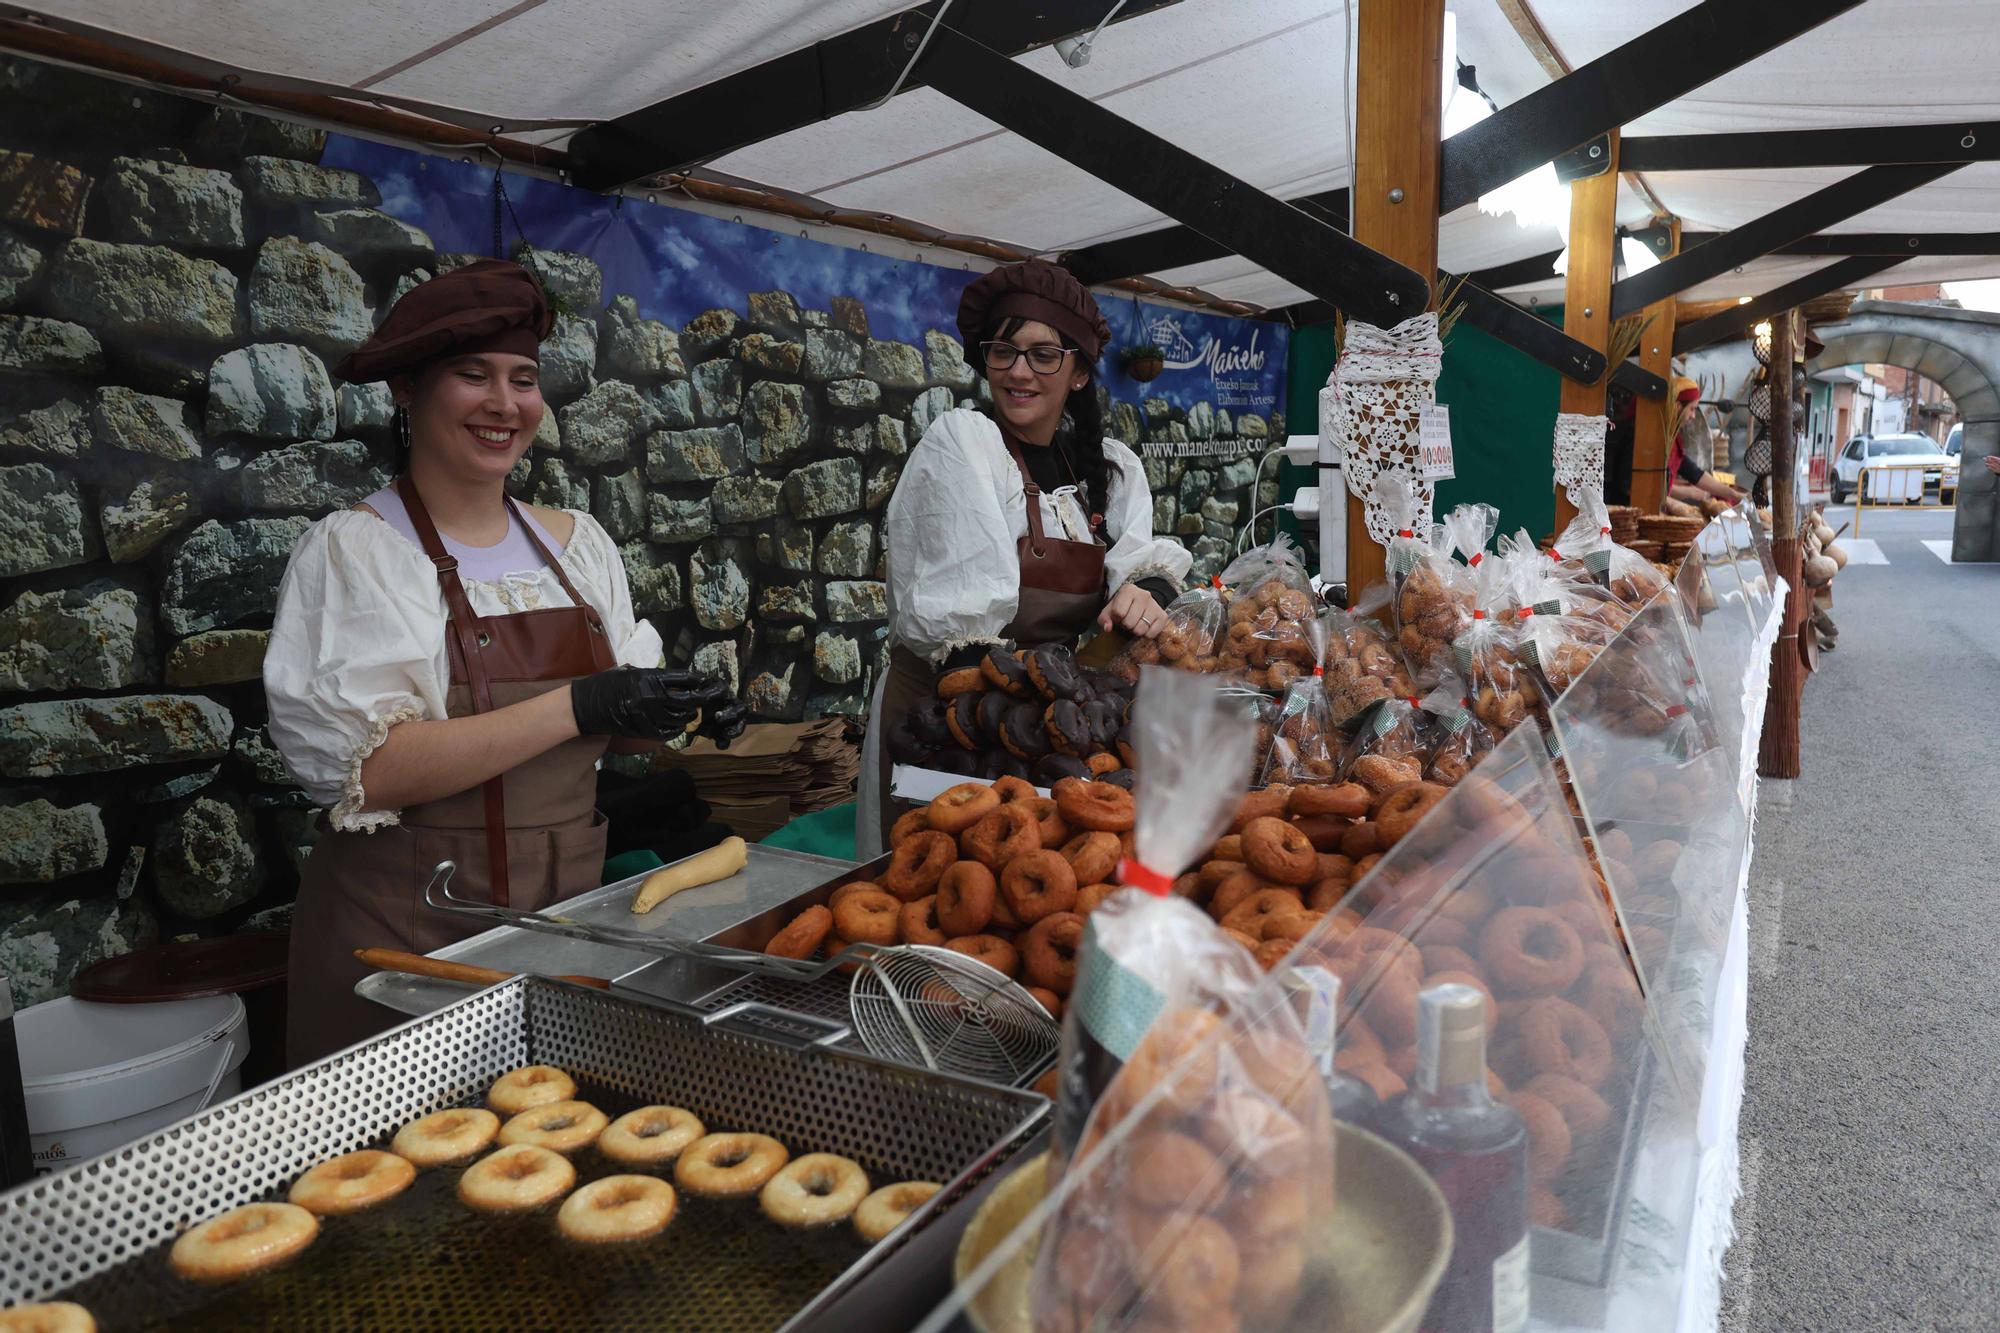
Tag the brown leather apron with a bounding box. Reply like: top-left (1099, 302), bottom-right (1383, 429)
top-left (284, 476), bottom-right (617, 1066)
top-left (873, 435), bottom-right (1108, 844)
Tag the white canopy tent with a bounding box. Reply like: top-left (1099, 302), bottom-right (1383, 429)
top-left (11, 0), bottom-right (2000, 317)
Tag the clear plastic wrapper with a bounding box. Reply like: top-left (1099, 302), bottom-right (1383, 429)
top-left (1500, 533), bottom-right (1620, 704)
top-left (1033, 666), bottom-right (1338, 1331)
top-left (1256, 615), bottom-right (1341, 786)
top-left (1420, 672), bottom-right (1494, 787)
top-left (1324, 583), bottom-right (1417, 727)
top-left (1551, 494), bottom-right (1672, 613)
top-left (1112, 576), bottom-right (1228, 682)
top-left (1452, 549), bottom-right (1535, 738)
top-left (1340, 696), bottom-right (1430, 798)
top-left (1395, 498), bottom-right (1498, 691)
top-left (1217, 536), bottom-right (1322, 691)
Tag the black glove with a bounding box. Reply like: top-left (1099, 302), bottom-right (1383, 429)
top-left (569, 667), bottom-right (738, 743)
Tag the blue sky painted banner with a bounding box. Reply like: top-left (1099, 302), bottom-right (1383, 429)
top-left (322, 135), bottom-right (1286, 423)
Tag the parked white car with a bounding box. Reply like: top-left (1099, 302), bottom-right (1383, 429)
top-left (1830, 432), bottom-right (1954, 502)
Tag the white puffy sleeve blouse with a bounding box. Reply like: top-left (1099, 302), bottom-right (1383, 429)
top-left (263, 508), bottom-right (664, 834)
top-left (884, 408), bottom-right (1192, 664)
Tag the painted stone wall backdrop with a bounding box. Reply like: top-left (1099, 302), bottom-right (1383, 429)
top-left (0, 54), bottom-right (1280, 1007)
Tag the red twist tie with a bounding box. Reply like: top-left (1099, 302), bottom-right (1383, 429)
top-left (1398, 529), bottom-right (1415, 538)
top-left (1405, 696), bottom-right (1421, 708)
top-left (1600, 526), bottom-right (1612, 535)
top-left (1472, 609), bottom-right (1487, 620)
top-left (1666, 704), bottom-right (1689, 718)
top-left (1211, 575), bottom-right (1224, 589)
top-left (1312, 665), bottom-right (1325, 677)
top-left (1117, 858), bottom-right (1174, 897)
top-left (1516, 608), bottom-right (1535, 621)
top-left (1469, 553), bottom-right (1483, 566)
top-left (1549, 547), bottom-right (1564, 561)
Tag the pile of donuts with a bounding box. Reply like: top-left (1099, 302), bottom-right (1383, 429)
top-left (1118, 573), bottom-right (1326, 692)
top-left (148, 1063), bottom-right (939, 1295)
top-left (1038, 1003), bottom-right (1336, 1329)
top-left (888, 645), bottom-right (1138, 789)
top-left (764, 775), bottom-right (1140, 1016)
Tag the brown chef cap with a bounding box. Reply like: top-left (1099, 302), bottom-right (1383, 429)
top-left (333, 259), bottom-right (553, 383)
top-left (956, 260), bottom-right (1112, 362)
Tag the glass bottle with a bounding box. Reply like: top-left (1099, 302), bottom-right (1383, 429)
top-left (1282, 966), bottom-right (1382, 1128)
top-left (1375, 982), bottom-right (1529, 1333)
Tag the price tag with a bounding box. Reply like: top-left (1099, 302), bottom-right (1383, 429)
top-left (1418, 404), bottom-right (1455, 480)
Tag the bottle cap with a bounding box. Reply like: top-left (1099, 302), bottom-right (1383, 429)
top-left (1417, 981), bottom-right (1488, 1093)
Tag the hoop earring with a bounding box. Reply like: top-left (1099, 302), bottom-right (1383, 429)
top-left (392, 406), bottom-right (412, 468)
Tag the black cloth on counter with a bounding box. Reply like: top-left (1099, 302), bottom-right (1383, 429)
top-left (595, 767), bottom-right (730, 862)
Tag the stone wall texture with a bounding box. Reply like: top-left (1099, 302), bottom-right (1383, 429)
top-left (0, 55), bottom-right (1281, 1007)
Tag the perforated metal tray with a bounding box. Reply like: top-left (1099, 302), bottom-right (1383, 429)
top-left (0, 977), bottom-right (1048, 1330)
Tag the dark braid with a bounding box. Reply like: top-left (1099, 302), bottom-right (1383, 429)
top-left (987, 315), bottom-right (1110, 521)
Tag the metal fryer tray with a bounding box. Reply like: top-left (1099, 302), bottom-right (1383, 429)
top-left (0, 977), bottom-right (1048, 1330)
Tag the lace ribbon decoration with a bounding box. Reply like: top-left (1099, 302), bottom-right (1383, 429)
top-left (1553, 412), bottom-right (1608, 512)
top-left (1320, 313), bottom-right (1443, 547)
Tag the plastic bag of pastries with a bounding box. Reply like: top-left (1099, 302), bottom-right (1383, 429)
top-left (1112, 576), bottom-right (1228, 681)
top-left (1324, 583), bottom-right (1418, 727)
top-left (1451, 548), bottom-right (1537, 737)
top-left (1419, 672), bottom-right (1494, 787)
top-left (1256, 613), bottom-right (1341, 786)
top-left (1550, 493), bottom-right (1671, 613)
top-left (1339, 695), bottom-right (1430, 797)
top-left (1032, 667), bottom-right (1337, 1332)
top-left (1498, 532), bottom-right (1620, 701)
top-left (1385, 481), bottom-right (1497, 691)
top-left (1215, 536), bottom-right (1321, 689)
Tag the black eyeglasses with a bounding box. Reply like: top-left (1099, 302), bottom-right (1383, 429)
top-left (980, 341), bottom-right (1072, 375)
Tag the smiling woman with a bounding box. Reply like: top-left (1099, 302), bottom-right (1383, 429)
top-left (261, 260), bottom-right (744, 1065)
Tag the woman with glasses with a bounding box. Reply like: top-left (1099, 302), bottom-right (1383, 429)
top-left (859, 260), bottom-right (1190, 854)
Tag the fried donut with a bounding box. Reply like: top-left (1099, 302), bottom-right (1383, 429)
top-left (992, 774), bottom-right (1038, 804)
top-left (600, 1106), bottom-right (705, 1166)
top-left (170, 1202), bottom-right (319, 1281)
top-left (999, 703), bottom-right (1052, 760)
top-left (1220, 888), bottom-right (1305, 936)
top-left (1024, 985), bottom-right (1062, 1018)
top-left (1060, 831), bottom-right (1122, 885)
top-left (1026, 647), bottom-right (1083, 700)
top-left (1507, 1091), bottom-right (1573, 1185)
top-left (828, 880), bottom-right (883, 912)
top-left (1529, 1184), bottom-right (1569, 1230)
top-left (960, 803), bottom-right (1042, 869)
top-left (765, 905), bottom-right (833, 960)
top-left (1290, 782), bottom-right (1370, 819)
top-left (1481, 907), bottom-right (1586, 997)
top-left (937, 666), bottom-right (986, 698)
top-left (1054, 777), bottom-right (1136, 833)
top-left (1085, 752), bottom-right (1120, 777)
top-left (982, 648), bottom-right (1033, 697)
top-left (288, 1150), bottom-right (415, 1215)
top-left (854, 1182), bottom-right (943, 1243)
top-left (1043, 700), bottom-right (1093, 758)
top-left (1075, 880), bottom-right (1119, 914)
top-left (945, 933), bottom-right (1020, 978)
top-left (488, 1065), bottom-right (575, 1116)
top-left (899, 894), bottom-right (950, 946)
top-left (1021, 911), bottom-right (1084, 993)
top-left (1210, 834), bottom-right (1245, 862)
top-left (1351, 754), bottom-right (1421, 795)
top-left (1119, 1007), bottom-right (1222, 1115)
top-left (1231, 787), bottom-right (1290, 832)
top-left (499, 1100), bottom-right (609, 1155)
top-left (1375, 781), bottom-right (1448, 847)
top-left (944, 694), bottom-right (980, 750)
top-left (1207, 869), bottom-right (1271, 921)
top-left (1241, 816), bottom-right (1317, 886)
top-left (458, 1144), bottom-right (576, 1213)
top-left (1573, 962), bottom-right (1645, 1043)
top-left (1339, 821), bottom-right (1381, 859)
top-left (557, 1175), bottom-right (677, 1243)
top-left (1344, 1061), bottom-right (1407, 1102)
top-left (1122, 1209), bottom-right (1240, 1316)
top-left (999, 849), bottom-right (1078, 923)
top-left (1254, 937), bottom-right (1298, 971)
top-left (675, 1133), bottom-right (789, 1199)
top-left (1261, 910), bottom-right (1323, 943)
top-left (888, 809), bottom-right (931, 848)
top-left (831, 886), bottom-right (902, 946)
top-left (1290, 814), bottom-right (1350, 852)
top-left (1127, 1131), bottom-right (1227, 1209)
top-left (1033, 753), bottom-right (1091, 787)
top-left (927, 781), bottom-right (999, 834)
top-left (392, 1108), bottom-right (499, 1167)
top-left (1420, 944), bottom-right (1480, 978)
top-left (0, 1304), bottom-right (95, 1332)
top-left (935, 861), bottom-right (997, 935)
top-left (760, 1153), bottom-right (871, 1228)
top-left (884, 831), bottom-right (956, 901)
top-left (1524, 1074), bottom-right (1613, 1145)
top-left (1519, 997), bottom-right (1614, 1087)
top-left (1019, 796), bottom-right (1068, 849)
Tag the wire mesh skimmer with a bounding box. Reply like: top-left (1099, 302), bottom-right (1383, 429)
top-left (848, 945), bottom-right (1058, 1086)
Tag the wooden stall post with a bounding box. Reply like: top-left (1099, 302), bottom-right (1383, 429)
top-left (1343, 0), bottom-right (1445, 599)
top-left (1760, 309), bottom-right (1805, 778)
top-left (1554, 132), bottom-right (1620, 534)
top-left (1630, 219), bottom-right (1681, 511)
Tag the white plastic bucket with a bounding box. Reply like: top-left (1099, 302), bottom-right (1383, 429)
top-left (16, 993), bottom-right (249, 1175)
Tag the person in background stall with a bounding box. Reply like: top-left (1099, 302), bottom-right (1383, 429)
top-left (1668, 376), bottom-right (1745, 506)
top-left (265, 260), bottom-right (742, 1065)
top-left (858, 261), bottom-right (1191, 855)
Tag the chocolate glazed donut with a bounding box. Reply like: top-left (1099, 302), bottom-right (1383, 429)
top-left (1000, 703), bottom-right (1053, 760)
top-left (1026, 646), bottom-right (1085, 701)
top-left (982, 648), bottom-right (1033, 698)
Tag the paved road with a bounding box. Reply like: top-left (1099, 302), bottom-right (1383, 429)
top-left (1720, 506), bottom-right (2000, 1331)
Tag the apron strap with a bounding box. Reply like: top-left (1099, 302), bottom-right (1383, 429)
top-left (1001, 435), bottom-right (1054, 558)
top-left (506, 497), bottom-right (610, 642)
top-left (393, 473), bottom-right (513, 907)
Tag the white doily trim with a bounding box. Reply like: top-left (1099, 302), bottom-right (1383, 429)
top-left (1321, 313), bottom-right (1443, 548)
top-left (330, 704), bottom-right (424, 833)
top-left (1553, 412), bottom-right (1608, 512)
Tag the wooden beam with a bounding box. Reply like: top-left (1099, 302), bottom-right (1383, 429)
top-left (1630, 220), bottom-right (1681, 512)
top-left (1344, 0), bottom-right (1445, 599)
top-left (1759, 309), bottom-right (1804, 779)
top-left (1554, 133), bottom-right (1619, 533)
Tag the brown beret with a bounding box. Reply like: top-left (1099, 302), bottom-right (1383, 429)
top-left (957, 260), bottom-right (1111, 363)
top-left (334, 259), bottom-right (553, 383)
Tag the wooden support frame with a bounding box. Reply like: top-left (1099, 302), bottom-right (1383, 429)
top-left (1759, 309), bottom-right (1805, 779)
top-left (1553, 133), bottom-right (1619, 533)
top-left (1344, 0), bottom-right (1446, 599)
top-left (1630, 220), bottom-right (1681, 512)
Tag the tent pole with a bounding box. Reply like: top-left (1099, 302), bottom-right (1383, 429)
top-left (1760, 309), bottom-right (1805, 778)
top-left (1554, 131), bottom-right (1620, 535)
top-left (1343, 0), bottom-right (1445, 597)
top-left (1630, 219), bottom-right (1681, 512)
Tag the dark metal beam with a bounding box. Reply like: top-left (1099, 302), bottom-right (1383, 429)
top-left (1062, 189), bottom-right (1348, 285)
top-left (1673, 257), bottom-right (1902, 354)
top-left (1610, 359), bottom-right (1669, 401)
top-left (1452, 280), bottom-right (1604, 383)
top-left (1470, 248), bottom-right (1566, 292)
top-left (1681, 230), bottom-right (2000, 257)
top-left (1437, 0), bottom-right (1866, 213)
top-left (1622, 121), bottom-right (2000, 173)
top-left (1610, 163), bottom-right (1964, 319)
top-left (916, 25), bottom-right (1427, 328)
top-left (565, 0), bottom-right (1185, 190)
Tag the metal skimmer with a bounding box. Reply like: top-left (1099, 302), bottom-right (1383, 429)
top-left (0, 977), bottom-right (1047, 1329)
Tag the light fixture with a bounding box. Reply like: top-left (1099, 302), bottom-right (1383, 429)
top-left (1053, 0), bottom-right (1128, 69)
top-left (1738, 296), bottom-right (1753, 305)
top-left (1751, 321), bottom-right (1775, 365)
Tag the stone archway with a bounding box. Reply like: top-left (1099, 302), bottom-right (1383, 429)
top-left (1806, 299), bottom-right (2000, 562)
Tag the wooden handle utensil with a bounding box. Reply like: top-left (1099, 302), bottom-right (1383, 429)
top-left (354, 948), bottom-right (610, 990)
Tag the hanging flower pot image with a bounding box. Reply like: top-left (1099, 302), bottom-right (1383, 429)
top-left (1120, 343), bottom-right (1165, 382)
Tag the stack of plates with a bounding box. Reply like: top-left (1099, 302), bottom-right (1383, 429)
top-left (1604, 505), bottom-right (1641, 545)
